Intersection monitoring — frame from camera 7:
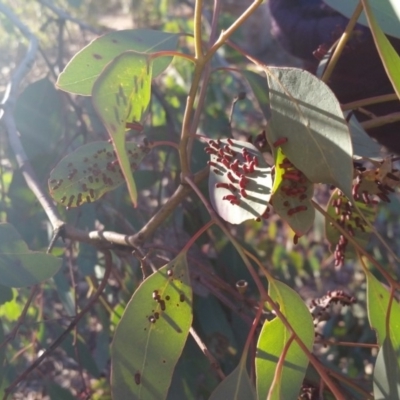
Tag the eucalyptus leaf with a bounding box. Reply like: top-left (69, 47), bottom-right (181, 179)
top-left (323, 0), bottom-right (400, 40)
top-left (209, 359), bottom-right (256, 400)
top-left (92, 51), bottom-right (153, 207)
top-left (48, 141), bottom-right (149, 208)
top-left (373, 337), bottom-right (400, 400)
top-left (0, 223), bottom-right (61, 288)
top-left (265, 67), bottom-right (354, 199)
top-left (208, 139), bottom-right (272, 224)
top-left (111, 251), bottom-right (192, 400)
top-left (256, 279), bottom-right (314, 400)
top-left (57, 29), bottom-right (178, 95)
top-left (361, 0), bottom-right (400, 99)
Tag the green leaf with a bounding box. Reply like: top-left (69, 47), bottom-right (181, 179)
top-left (48, 141), bottom-right (149, 208)
top-left (265, 67), bottom-right (354, 199)
top-left (271, 148), bottom-right (315, 235)
top-left (208, 139), bottom-right (272, 224)
top-left (256, 279), bottom-right (314, 400)
top-left (242, 70), bottom-right (270, 121)
top-left (92, 51), bottom-right (153, 207)
top-left (0, 285), bottom-right (13, 305)
top-left (57, 29), bottom-right (178, 95)
top-left (0, 322), bottom-right (5, 389)
top-left (111, 252), bottom-right (192, 400)
top-left (167, 336), bottom-right (219, 400)
top-left (14, 77), bottom-right (64, 161)
top-left (347, 113), bottom-right (382, 159)
top-left (324, 0), bottom-right (400, 40)
top-left (209, 359), bottom-right (256, 400)
top-left (361, 0), bottom-right (400, 99)
top-left (366, 270), bottom-right (400, 347)
top-left (373, 337), bottom-right (400, 400)
top-left (0, 223), bottom-right (62, 287)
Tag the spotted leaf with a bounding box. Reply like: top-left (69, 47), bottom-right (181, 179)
top-left (207, 139), bottom-right (272, 225)
top-left (92, 51), bottom-right (153, 207)
top-left (48, 141), bottom-right (150, 208)
top-left (271, 148), bottom-right (315, 236)
top-left (265, 67), bottom-right (354, 199)
top-left (57, 29), bottom-right (178, 95)
top-left (111, 251), bottom-right (192, 400)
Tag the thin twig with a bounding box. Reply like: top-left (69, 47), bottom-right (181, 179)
top-left (361, 111), bottom-right (400, 130)
top-left (321, 2), bottom-right (363, 82)
top-left (341, 93), bottom-right (398, 111)
top-left (127, 167), bottom-right (209, 245)
top-left (189, 327), bottom-right (225, 380)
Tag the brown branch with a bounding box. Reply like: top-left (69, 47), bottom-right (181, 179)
top-left (189, 327), bottom-right (226, 381)
top-left (361, 111), bottom-right (400, 130)
top-left (127, 167), bottom-right (209, 246)
top-left (341, 93), bottom-right (398, 111)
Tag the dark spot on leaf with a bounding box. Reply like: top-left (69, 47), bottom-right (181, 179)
top-left (134, 372), bottom-right (141, 385)
top-left (86, 195), bottom-right (91, 203)
top-left (67, 195), bottom-right (75, 208)
top-left (93, 53), bottom-right (102, 60)
top-left (179, 293), bottom-right (185, 302)
top-left (113, 106), bottom-right (120, 123)
top-left (160, 300), bottom-right (166, 311)
top-left (88, 176), bottom-right (94, 183)
top-left (162, 360), bottom-right (166, 363)
top-left (112, 39), bottom-right (118, 43)
top-left (76, 193), bottom-right (83, 206)
top-left (165, 295), bottom-right (170, 301)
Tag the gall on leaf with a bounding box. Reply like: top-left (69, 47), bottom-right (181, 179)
top-left (48, 141), bottom-right (148, 208)
top-left (271, 147), bottom-right (315, 236)
top-left (207, 138), bottom-right (272, 224)
top-left (325, 188), bottom-right (377, 263)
